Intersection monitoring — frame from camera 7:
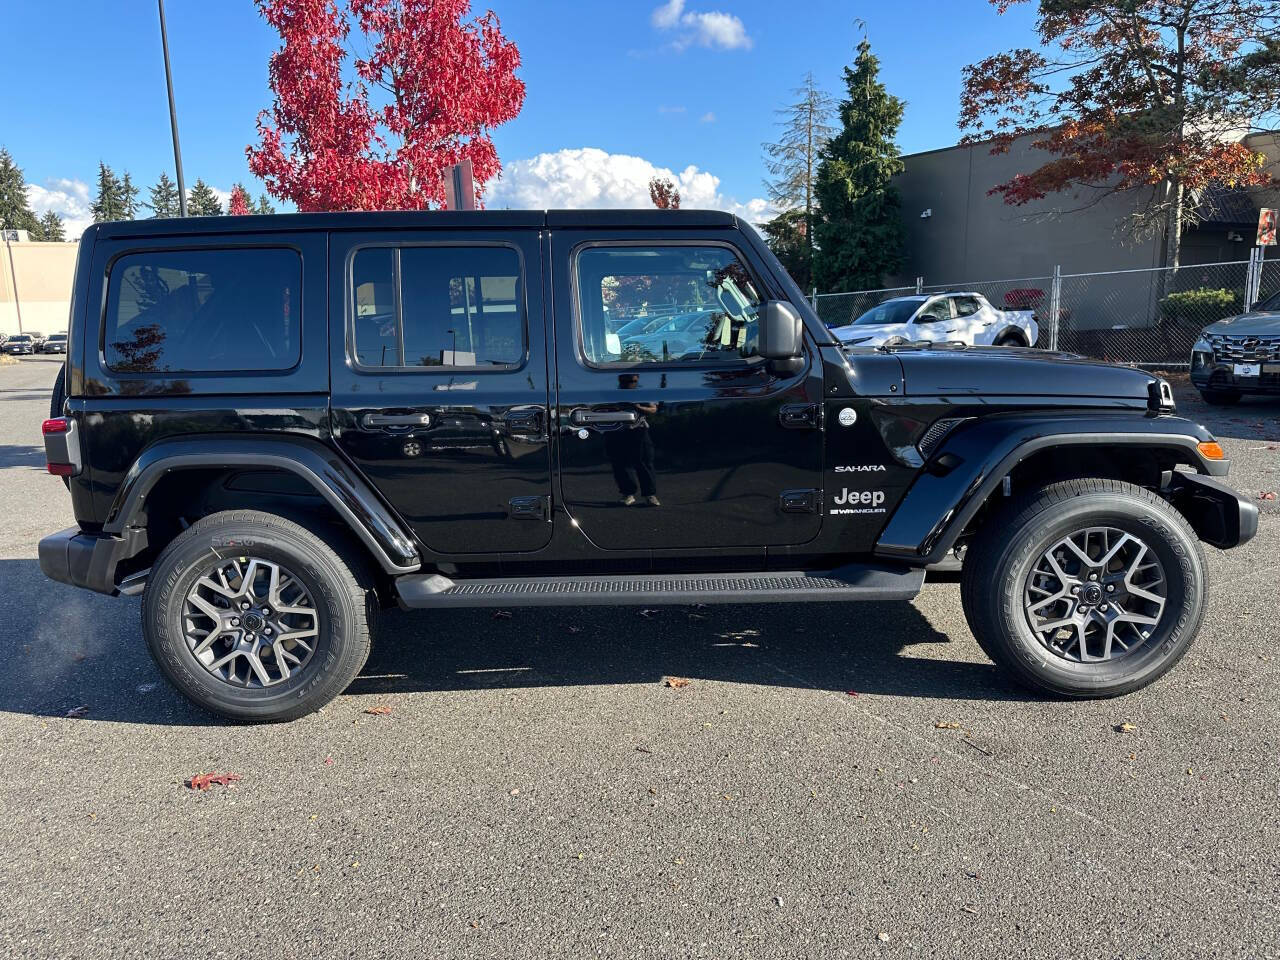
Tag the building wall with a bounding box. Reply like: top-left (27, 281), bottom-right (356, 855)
top-left (0, 240), bottom-right (79, 337)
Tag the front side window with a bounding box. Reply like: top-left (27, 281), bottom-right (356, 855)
top-left (351, 245), bottom-right (523, 369)
top-left (105, 248), bottom-right (301, 373)
top-left (914, 298), bottom-right (952, 324)
top-left (576, 245), bottom-right (763, 366)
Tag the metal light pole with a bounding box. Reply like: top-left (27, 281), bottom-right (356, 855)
top-left (158, 0), bottom-right (188, 216)
top-left (0, 218), bottom-right (23, 334)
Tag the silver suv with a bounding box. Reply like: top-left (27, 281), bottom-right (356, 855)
top-left (1191, 290), bottom-right (1280, 404)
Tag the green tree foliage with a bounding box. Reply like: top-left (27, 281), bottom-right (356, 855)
top-left (0, 147), bottom-right (38, 234)
top-left (762, 73), bottom-right (835, 288)
top-left (33, 211), bottom-right (66, 242)
top-left (255, 193), bottom-right (277, 215)
top-left (187, 179), bottom-right (224, 216)
top-left (121, 172), bottom-right (139, 220)
top-left (146, 172), bottom-right (181, 218)
top-left (91, 162), bottom-right (132, 222)
top-left (813, 39), bottom-right (906, 293)
top-left (760, 209), bottom-right (812, 290)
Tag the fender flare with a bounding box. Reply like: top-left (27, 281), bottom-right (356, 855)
top-left (990, 325), bottom-right (1029, 346)
top-left (105, 435), bottom-right (421, 574)
top-left (874, 413), bottom-right (1226, 565)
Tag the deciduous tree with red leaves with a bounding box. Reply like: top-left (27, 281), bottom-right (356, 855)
top-left (648, 176), bottom-right (681, 209)
top-left (247, 0), bottom-right (524, 212)
top-left (228, 184), bottom-right (252, 216)
top-left (961, 0), bottom-right (1280, 269)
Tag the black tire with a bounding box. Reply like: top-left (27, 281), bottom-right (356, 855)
top-left (1198, 388), bottom-right (1241, 406)
top-left (142, 509), bottom-right (377, 722)
top-left (960, 478), bottom-right (1206, 698)
top-left (994, 333), bottom-right (1026, 347)
top-left (49, 363), bottom-right (66, 418)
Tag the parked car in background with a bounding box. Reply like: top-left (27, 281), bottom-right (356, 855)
top-left (832, 292), bottom-right (1039, 348)
top-left (3, 334), bottom-right (37, 355)
top-left (41, 332), bottom-right (68, 354)
top-left (1191, 289), bottom-right (1280, 404)
top-left (618, 308), bottom-right (720, 361)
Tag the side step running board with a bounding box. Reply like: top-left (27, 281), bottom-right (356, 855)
top-left (395, 564), bottom-right (925, 609)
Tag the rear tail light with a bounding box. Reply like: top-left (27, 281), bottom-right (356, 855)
top-left (42, 416), bottom-right (82, 477)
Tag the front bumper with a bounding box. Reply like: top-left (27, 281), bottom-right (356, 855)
top-left (1166, 472), bottom-right (1259, 549)
top-left (1191, 356), bottom-right (1280, 395)
top-left (39, 526), bottom-right (147, 596)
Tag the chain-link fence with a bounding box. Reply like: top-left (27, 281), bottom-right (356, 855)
top-left (812, 284), bottom-right (916, 329)
top-left (814, 251), bottom-right (1275, 367)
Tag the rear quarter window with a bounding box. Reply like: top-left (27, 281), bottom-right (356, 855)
top-left (104, 248), bottom-right (301, 373)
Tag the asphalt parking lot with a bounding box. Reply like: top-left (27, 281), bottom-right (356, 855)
top-left (1, 354), bottom-right (1278, 958)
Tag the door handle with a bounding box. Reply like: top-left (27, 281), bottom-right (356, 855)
top-left (361, 413), bottom-right (431, 429)
top-left (570, 409), bottom-right (638, 425)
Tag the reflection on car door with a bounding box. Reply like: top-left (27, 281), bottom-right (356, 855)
top-left (908, 297), bottom-right (955, 343)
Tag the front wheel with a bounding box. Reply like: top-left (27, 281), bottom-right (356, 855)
top-left (961, 478), bottom-right (1206, 698)
top-left (1198, 388), bottom-right (1241, 406)
top-left (142, 510), bottom-right (377, 722)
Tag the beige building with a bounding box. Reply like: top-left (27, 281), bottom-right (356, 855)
top-left (0, 236), bottom-right (79, 338)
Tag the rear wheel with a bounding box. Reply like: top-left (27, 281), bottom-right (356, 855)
top-left (1198, 388), bottom-right (1241, 406)
top-left (142, 509), bottom-right (376, 722)
top-left (993, 333), bottom-right (1026, 347)
top-left (961, 478), bottom-right (1205, 698)
top-left (49, 364), bottom-right (66, 418)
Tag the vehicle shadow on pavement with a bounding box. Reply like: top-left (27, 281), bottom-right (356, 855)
top-left (0, 560), bottom-right (1034, 726)
top-left (0, 443), bottom-right (48, 469)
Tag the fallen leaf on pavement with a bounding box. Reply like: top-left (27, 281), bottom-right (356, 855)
top-left (635, 745), bottom-right (652, 754)
top-left (1258, 491), bottom-right (1277, 501)
top-left (961, 904), bottom-right (979, 915)
top-left (323, 756), bottom-right (335, 766)
top-left (65, 705), bottom-right (89, 718)
top-left (363, 705), bottom-right (392, 716)
top-left (1114, 721), bottom-right (1137, 733)
top-left (846, 690), bottom-right (859, 697)
top-left (934, 721), bottom-right (961, 730)
top-left (663, 676), bottom-right (690, 689)
top-left (186, 772), bottom-right (242, 791)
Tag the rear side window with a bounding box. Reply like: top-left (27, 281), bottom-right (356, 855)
top-left (105, 248), bottom-right (300, 374)
top-left (350, 245), bottom-right (524, 369)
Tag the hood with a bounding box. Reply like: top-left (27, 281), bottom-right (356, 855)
top-left (1202, 311), bottom-right (1280, 336)
top-left (833, 323), bottom-right (909, 345)
top-left (887, 344), bottom-right (1158, 400)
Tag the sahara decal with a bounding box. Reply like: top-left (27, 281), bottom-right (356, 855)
top-left (834, 464), bottom-right (887, 473)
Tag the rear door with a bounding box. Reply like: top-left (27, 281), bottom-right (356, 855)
top-left (329, 226), bottom-right (553, 556)
top-left (550, 229), bottom-right (824, 552)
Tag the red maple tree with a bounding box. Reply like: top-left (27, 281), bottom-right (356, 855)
top-left (228, 184), bottom-right (251, 216)
top-left (247, 0), bottom-right (524, 212)
top-left (960, 0), bottom-right (1280, 268)
top-left (648, 176), bottom-right (681, 209)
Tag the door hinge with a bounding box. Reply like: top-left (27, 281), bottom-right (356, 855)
top-left (509, 495), bottom-right (550, 521)
top-left (778, 403), bottom-right (820, 429)
top-left (779, 488), bottom-right (820, 514)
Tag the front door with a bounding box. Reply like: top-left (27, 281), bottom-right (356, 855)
top-left (551, 232), bottom-right (824, 552)
top-left (329, 228), bottom-right (553, 556)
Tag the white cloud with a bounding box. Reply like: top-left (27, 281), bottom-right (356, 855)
top-left (487, 147), bottom-right (773, 223)
top-left (658, 104), bottom-right (687, 114)
top-left (210, 187), bottom-right (233, 213)
top-left (26, 178), bottom-right (93, 239)
top-left (700, 111), bottom-right (716, 123)
top-left (650, 0), bottom-right (752, 51)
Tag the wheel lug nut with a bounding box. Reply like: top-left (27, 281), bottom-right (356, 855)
top-left (230, 617), bottom-right (240, 627)
top-left (1089, 573), bottom-right (1098, 581)
top-left (1106, 584), bottom-right (1115, 592)
top-left (241, 601), bottom-right (251, 610)
top-left (264, 627), bottom-right (273, 636)
top-left (1100, 603), bottom-right (1109, 611)
top-left (261, 607), bottom-right (271, 616)
top-left (1071, 585), bottom-right (1080, 594)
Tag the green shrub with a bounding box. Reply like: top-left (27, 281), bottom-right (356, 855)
top-left (1159, 287), bottom-right (1242, 324)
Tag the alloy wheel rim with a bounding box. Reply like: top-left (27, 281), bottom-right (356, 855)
top-left (1023, 526), bottom-right (1168, 663)
top-left (182, 557), bottom-right (319, 688)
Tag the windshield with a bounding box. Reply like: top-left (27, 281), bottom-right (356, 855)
top-left (849, 299), bottom-right (921, 326)
top-left (48, 334), bottom-right (66, 341)
top-left (1255, 290), bottom-right (1280, 312)
top-left (9, 335), bottom-right (30, 342)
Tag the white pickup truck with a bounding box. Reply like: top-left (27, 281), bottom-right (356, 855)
top-left (831, 291), bottom-right (1039, 348)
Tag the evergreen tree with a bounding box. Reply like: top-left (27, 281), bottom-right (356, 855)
top-left (813, 39), bottom-right (906, 293)
top-left (762, 73), bottom-right (835, 287)
top-left (760, 209), bottom-right (812, 290)
top-left (255, 193), bottom-right (277, 215)
top-left (120, 171), bottom-right (139, 220)
top-left (35, 211), bottom-right (66, 242)
top-left (187, 179), bottom-right (224, 216)
top-left (0, 147), bottom-right (38, 234)
top-left (146, 172), bottom-right (181, 218)
top-left (91, 162), bottom-right (129, 222)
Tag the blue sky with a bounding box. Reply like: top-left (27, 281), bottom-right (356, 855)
top-left (1, 0), bottom-right (1039, 233)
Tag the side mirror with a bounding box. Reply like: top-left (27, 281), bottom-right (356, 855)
top-left (759, 300), bottom-right (803, 360)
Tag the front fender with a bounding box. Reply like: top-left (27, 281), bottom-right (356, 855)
top-left (874, 413), bottom-right (1225, 565)
top-left (106, 435), bottom-right (421, 574)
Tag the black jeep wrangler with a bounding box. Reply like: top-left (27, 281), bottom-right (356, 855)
top-left (39, 210), bottom-right (1257, 721)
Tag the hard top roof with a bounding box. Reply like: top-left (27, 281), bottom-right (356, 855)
top-left (87, 208), bottom-right (741, 241)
